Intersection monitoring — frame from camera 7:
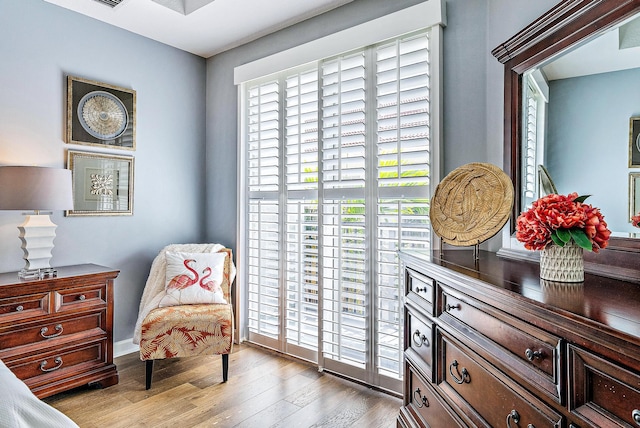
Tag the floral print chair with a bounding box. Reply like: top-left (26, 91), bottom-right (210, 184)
top-left (133, 243), bottom-right (235, 390)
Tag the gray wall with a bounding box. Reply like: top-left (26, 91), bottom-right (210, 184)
top-left (0, 0), bottom-right (562, 344)
top-left (547, 68), bottom-right (640, 233)
top-left (0, 0), bottom-right (207, 343)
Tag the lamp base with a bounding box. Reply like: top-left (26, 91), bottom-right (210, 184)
top-left (17, 213), bottom-right (58, 274)
top-left (19, 267), bottom-right (58, 280)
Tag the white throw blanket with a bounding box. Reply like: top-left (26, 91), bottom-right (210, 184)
top-left (0, 359), bottom-right (78, 428)
top-left (133, 243), bottom-right (234, 345)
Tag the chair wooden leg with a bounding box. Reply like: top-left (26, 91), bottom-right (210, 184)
top-left (222, 354), bottom-right (229, 382)
top-left (145, 360), bottom-right (154, 390)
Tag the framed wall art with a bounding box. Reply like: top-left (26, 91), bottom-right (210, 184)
top-left (67, 76), bottom-right (136, 150)
top-left (629, 116), bottom-right (640, 167)
top-left (66, 150), bottom-right (134, 216)
top-left (630, 172), bottom-right (640, 221)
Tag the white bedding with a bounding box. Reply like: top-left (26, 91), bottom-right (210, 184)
top-left (0, 359), bottom-right (78, 428)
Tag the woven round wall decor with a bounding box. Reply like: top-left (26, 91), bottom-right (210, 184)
top-left (430, 162), bottom-right (514, 246)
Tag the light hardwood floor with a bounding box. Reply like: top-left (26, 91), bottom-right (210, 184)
top-left (44, 343), bottom-right (401, 428)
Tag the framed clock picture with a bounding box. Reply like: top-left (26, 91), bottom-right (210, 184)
top-left (67, 76), bottom-right (136, 150)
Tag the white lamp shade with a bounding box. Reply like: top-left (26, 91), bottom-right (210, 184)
top-left (0, 166), bottom-right (73, 211)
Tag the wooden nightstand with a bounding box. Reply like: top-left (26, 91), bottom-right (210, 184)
top-left (0, 264), bottom-right (119, 398)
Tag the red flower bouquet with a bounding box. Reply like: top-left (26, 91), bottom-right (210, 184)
top-left (516, 193), bottom-right (611, 252)
top-left (632, 213), bottom-right (640, 228)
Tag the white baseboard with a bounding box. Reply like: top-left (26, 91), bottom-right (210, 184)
top-left (114, 338), bottom-right (139, 358)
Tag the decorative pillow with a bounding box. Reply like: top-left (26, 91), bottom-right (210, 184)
top-left (159, 251), bottom-right (227, 307)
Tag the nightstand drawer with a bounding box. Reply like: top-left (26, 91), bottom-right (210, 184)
top-left (5, 337), bottom-right (107, 384)
top-left (55, 284), bottom-right (106, 312)
top-left (406, 269), bottom-right (434, 314)
top-left (569, 345), bottom-right (640, 427)
top-left (0, 293), bottom-right (49, 322)
top-left (0, 310), bottom-right (105, 350)
top-left (440, 288), bottom-right (561, 402)
top-left (438, 330), bottom-right (562, 428)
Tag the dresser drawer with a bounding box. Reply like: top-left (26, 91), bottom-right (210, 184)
top-left (569, 345), bottom-right (640, 428)
top-left (406, 269), bottom-right (434, 314)
top-left (406, 361), bottom-right (464, 428)
top-left (0, 293), bottom-right (49, 322)
top-left (0, 310), bottom-right (105, 350)
top-left (55, 283), bottom-right (107, 312)
top-left (4, 337), bottom-right (107, 384)
top-left (440, 288), bottom-right (562, 402)
top-left (407, 310), bottom-right (433, 375)
top-left (437, 330), bottom-right (562, 428)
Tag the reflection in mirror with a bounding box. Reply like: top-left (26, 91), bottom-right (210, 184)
top-left (522, 13), bottom-right (640, 235)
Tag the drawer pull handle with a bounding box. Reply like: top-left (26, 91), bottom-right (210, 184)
top-left (412, 330), bottom-right (430, 347)
top-left (40, 357), bottom-right (63, 372)
top-left (525, 348), bottom-right (543, 361)
top-left (633, 409), bottom-right (640, 426)
top-left (414, 286), bottom-right (428, 293)
top-left (449, 360), bottom-right (470, 384)
top-left (15, 305), bottom-right (24, 312)
top-left (446, 303), bottom-right (461, 311)
top-left (507, 410), bottom-right (534, 428)
top-left (413, 388), bottom-right (429, 408)
top-left (78, 294), bottom-right (86, 301)
top-left (40, 324), bottom-right (64, 339)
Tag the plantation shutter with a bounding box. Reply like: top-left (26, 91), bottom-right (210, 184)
top-left (243, 27), bottom-right (437, 393)
top-left (247, 80), bottom-right (281, 346)
top-left (284, 69), bottom-right (320, 360)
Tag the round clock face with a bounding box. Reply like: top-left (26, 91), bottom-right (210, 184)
top-left (77, 91), bottom-right (128, 140)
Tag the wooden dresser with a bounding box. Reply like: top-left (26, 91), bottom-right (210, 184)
top-left (0, 264), bottom-right (119, 398)
top-left (397, 250), bottom-right (640, 428)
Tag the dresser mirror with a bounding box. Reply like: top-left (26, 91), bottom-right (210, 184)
top-left (493, 0), bottom-right (640, 282)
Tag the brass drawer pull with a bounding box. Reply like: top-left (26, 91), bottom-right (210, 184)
top-left (40, 324), bottom-right (64, 339)
top-left (507, 410), bottom-right (534, 428)
top-left (413, 387), bottom-right (429, 408)
top-left (78, 294), bottom-right (86, 301)
top-left (632, 409), bottom-right (640, 426)
top-left (40, 357), bottom-right (63, 372)
top-left (525, 348), bottom-right (543, 361)
top-left (15, 305), bottom-right (24, 312)
top-left (446, 303), bottom-right (461, 311)
top-left (449, 360), bottom-right (470, 384)
top-left (412, 330), bottom-right (429, 347)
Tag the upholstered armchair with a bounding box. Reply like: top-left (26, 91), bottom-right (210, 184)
top-left (133, 243), bottom-right (235, 390)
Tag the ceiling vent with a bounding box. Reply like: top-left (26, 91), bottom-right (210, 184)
top-left (619, 16), bottom-right (640, 50)
top-left (151, 0), bottom-right (215, 15)
top-left (91, 0), bottom-right (125, 7)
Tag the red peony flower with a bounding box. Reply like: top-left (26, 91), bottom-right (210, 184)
top-left (516, 193), bottom-right (611, 253)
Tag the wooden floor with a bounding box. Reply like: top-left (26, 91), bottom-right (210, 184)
top-left (44, 343), bottom-right (401, 428)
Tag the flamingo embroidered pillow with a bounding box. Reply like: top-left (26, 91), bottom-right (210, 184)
top-left (159, 251), bottom-right (227, 307)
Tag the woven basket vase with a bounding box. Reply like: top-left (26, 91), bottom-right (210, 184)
top-left (539, 240), bottom-right (584, 282)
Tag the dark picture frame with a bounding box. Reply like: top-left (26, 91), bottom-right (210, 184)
top-left (66, 150), bottom-right (134, 216)
top-left (629, 116), bottom-right (640, 167)
top-left (67, 76), bottom-right (136, 150)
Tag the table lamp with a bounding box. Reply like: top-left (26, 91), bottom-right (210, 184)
top-left (0, 166), bottom-right (73, 279)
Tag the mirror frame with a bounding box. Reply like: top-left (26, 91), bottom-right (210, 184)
top-left (493, 0), bottom-right (640, 283)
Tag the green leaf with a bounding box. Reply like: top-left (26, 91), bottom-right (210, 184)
top-left (550, 232), bottom-right (565, 247)
top-left (555, 228), bottom-right (571, 244)
top-left (574, 194), bottom-right (591, 203)
top-left (570, 229), bottom-right (593, 251)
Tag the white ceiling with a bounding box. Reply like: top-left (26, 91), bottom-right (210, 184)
top-left (43, 0), bottom-right (354, 58)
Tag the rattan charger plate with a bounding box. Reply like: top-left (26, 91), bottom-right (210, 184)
top-left (430, 162), bottom-right (514, 246)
